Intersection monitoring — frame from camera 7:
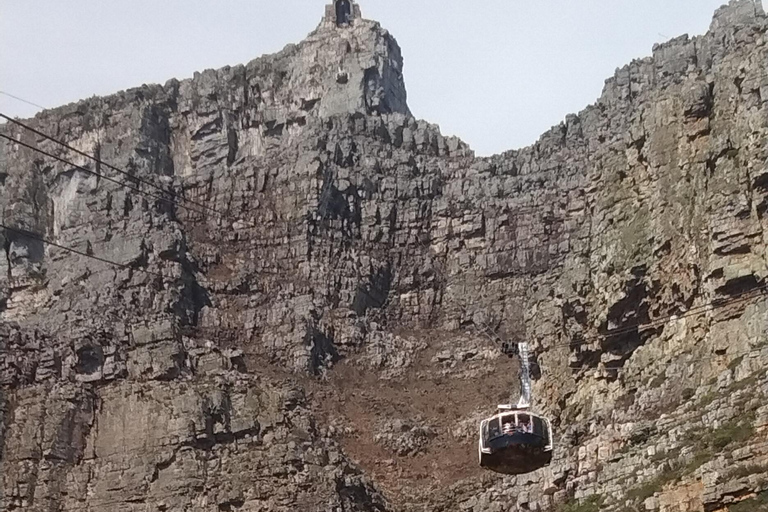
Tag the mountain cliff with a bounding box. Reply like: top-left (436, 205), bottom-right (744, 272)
top-left (1, 1), bottom-right (768, 511)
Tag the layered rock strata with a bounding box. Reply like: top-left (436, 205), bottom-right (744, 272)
top-left (1, 1), bottom-right (768, 511)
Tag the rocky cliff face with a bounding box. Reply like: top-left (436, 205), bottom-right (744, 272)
top-left (1, 1), bottom-right (768, 511)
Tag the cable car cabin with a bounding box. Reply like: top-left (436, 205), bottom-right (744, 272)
top-left (479, 409), bottom-right (554, 475)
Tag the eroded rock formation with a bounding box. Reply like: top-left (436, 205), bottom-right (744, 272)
top-left (1, 1), bottom-right (768, 510)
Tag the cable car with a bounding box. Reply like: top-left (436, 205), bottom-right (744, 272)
top-left (479, 406), bottom-right (554, 474)
top-left (478, 342), bottom-right (554, 475)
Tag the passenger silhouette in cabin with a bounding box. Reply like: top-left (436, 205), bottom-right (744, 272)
top-left (335, 0), bottom-right (352, 26)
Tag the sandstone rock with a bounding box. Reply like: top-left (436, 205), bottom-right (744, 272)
top-left (1, 0), bottom-right (768, 511)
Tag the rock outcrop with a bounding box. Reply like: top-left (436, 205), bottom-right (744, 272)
top-left (1, 1), bottom-right (768, 510)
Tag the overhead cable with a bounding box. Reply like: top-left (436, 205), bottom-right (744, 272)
top-left (0, 222), bottom-right (167, 280)
top-left (0, 113), bottom-right (224, 217)
top-left (0, 133), bottom-right (212, 219)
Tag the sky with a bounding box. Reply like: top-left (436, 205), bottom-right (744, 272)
top-left (0, 0), bottom-right (757, 156)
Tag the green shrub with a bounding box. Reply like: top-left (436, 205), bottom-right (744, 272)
top-left (697, 370), bottom-right (765, 410)
top-left (698, 391), bottom-right (718, 407)
top-left (626, 463), bottom-right (687, 503)
top-left (727, 373), bottom-right (763, 394)
top-left (557, 495), bottom-right (604, 512)
top-left (626, 447), bottom-right (714, 503)
top-left (626, 415), bottom-right (758, 506)
top-left (709, 415), bottom-right (755, 450)
top-left (627, 478), bottom-right (664, 503)
top-left (680, 413), bottom-right (755, 452)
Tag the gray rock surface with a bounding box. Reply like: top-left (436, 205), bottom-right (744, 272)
top-left (1, 0), bottom-right (768, 510)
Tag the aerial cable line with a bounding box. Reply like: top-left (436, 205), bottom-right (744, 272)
top-left (3, 95), bottom-right (763, 354)
top-left (4, 108), bottom-right (750, 255)
top-left (0, 93), bottom-right (523, 358)
top-left (0, 113), bottom-right (224, 217)
top-left (2, 115), bottom-right (571, 248)
top-left (0, 91), bottom-right (46, 110)
top-left (553, 284), bottom-right (767, 351)
top-left (404, 205), bottom-right (768, 356)
top-left (456, 271), bottom-right (767, 354)
top-left (594, 343), bottom-right (768, 373)
top-left (3, 97), bottom-right (766, 437)
top-left (4, 99), bottom-right (766, 354)
top-left (0, 222), bottom-right (167, 280)
top-left (1, 127), bottom-right (581, 296)
top-left (1, 115), bottom-right (579, 229)
top-left (369, 215), bottom-right (768, 356)
top-left (7, 96), bottom-right (768, 478)
top-left (2, 94), bottom-right (760, 233)
top-left (0, 133), bottom-right (213, 219)
top-left (11, 128), bottom-right (758, 356)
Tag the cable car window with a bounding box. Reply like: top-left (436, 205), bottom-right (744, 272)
top-left (516, 414), bottom-right (531, 433)
top-left (488, 418), bottom-right (501, 439)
